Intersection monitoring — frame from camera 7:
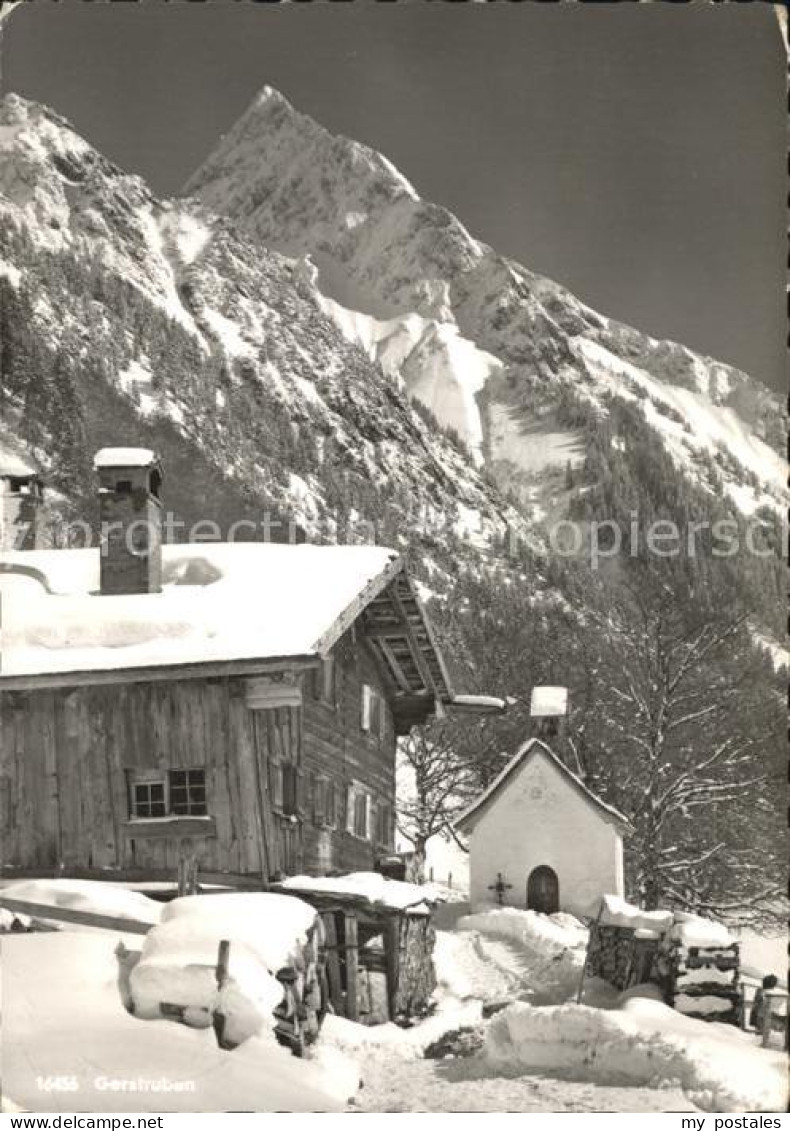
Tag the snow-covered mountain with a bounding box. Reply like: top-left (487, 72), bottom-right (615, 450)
top-left (0, 92), bottom-right (537, 610)
top-left (0, 88), bottom-right (784, 657)
top-left (186, 86), bottom-right (785, 523)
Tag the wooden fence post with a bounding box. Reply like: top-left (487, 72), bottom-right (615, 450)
top-left (384, 915), bottom-right (401, 1022)
top-left (213, 939), bottom-right (231, 1049)
top-left (761, 997), bottom-right (773, 1047)
top-left (576, 899), bottom-right (604, 1004)
top-left (322, 912), bottom-right (344, 1015)
top-left (177, 840), bottom-right (198, 897)
top-left (345, 912), bottom-right (359, 1022)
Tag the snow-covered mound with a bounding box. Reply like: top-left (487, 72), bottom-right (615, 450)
top-left (670, 911), bottom-right (733, 949)
top-left (4, 931), bottom-right (353, 1112)
top-left (129, 892), bottom-right (318, 1045)
top-left (486, 995), bottom-right (787, 1113)
top-left (458, 906), bottom-right (588, 956)
top-left (1, 878), bottom-right (162, 926)
top-left (280, 871), bottom-right (440, 913)
top-left (599, 895), bottom-right (673, 935)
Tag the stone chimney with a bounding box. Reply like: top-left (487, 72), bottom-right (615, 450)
top-left (529, 686), bottom-right (569, 743)
top-left (1, 467), bottom-right (43, 551)
top-left (94, 448), bottom-right (163, 595)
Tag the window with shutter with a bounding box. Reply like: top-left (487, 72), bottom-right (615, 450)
top-left (282, 764), bottom-right (298, 817)
top-left (268, 761), bottom-right (284, 810)
top-left (362, 684), bottom-right (386, 741)
top-left (361, 684), bottom-right (372, 731)
top-left (354, 791), bottom-right (369, 839)
top-left (376, 802), bottom-right (392, 848)
top-left (346, 785), bottom-right (356, 834)
top-left (322, 656), bottom-right (336, 706)
top-left (313, 774), bottom-right (325, 825)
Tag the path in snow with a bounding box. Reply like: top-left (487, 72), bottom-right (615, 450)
top-left (348, 923), bottom-right (699, 1112)
top-left (349, 1057), bottom-right (697, 1113)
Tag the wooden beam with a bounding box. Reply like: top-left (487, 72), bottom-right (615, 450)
top-left (0, 656), bottom-right (319, 693)
top-left (384, 915), bottom-right (401, 1022)
top-left (400, 568), bottom-right (456, 700)
top-left (322, 912), bottom-right (344, 1016)
top-left (122, 817), bottom-right (217, 841)
top-left (344, 912), bottom-right (360, 1022)
top-left (388, 586), bottom-right (441, 701)
top-left (0, 895), bottom-right (150, 935)
top-left (377, 638), bottom-right (413, 692)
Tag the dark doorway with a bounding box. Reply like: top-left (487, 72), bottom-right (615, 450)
top-left (526, 865), bottom-right (559, 914)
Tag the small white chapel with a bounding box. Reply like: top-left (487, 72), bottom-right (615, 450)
top-left (455, 687), bottom-right (631, 919)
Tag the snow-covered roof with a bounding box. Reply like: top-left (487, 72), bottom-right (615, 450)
top-left (530, 686), bottom-right (568, 718)
top-left (454, 738), bottom-right (632, 835)
top-left (93, 447), bottom-right (159, 469)
top-left (599, 895), bottom-right (673, 934)
top-left (0, 438), bottom-right (38, 479)
top-left (0, 542), bottom-right (403, 679)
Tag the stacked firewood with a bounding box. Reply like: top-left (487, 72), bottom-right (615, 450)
top-left (393, 913), bottom-right (437, 1019)
top-left (671, 943), bottom-right (740, 1025)
top-left (586, 923), bottom-right (663, 992)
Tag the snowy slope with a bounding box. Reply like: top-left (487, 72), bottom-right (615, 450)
top-left (0, 93), bottom-right (532, 584)
top-left (187, 86), bottom-right (786, 520)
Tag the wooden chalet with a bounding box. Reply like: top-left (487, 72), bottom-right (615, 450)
top-left (0, 448), bottom-right (503, 885)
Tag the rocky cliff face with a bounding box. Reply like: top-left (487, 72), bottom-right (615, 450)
top-left (186, 86), bottom-right (785, 525)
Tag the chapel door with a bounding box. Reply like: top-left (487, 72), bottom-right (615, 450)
top-left (526, 865), bottom-right (559, 914)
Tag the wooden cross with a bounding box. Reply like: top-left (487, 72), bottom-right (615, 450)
top-left (488, 872), bottom-right (513, 905)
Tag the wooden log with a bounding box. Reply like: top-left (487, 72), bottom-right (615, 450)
top-left (321, 913), bottom-right (344, 1015)
top-left (344, 912), bottom-right (360, 1022)
top-left (212, 938), bottom-right (231, 1050)
top-left (0, 895), bottom-right (150, 935)
top-left (384, 916), bottom-right (400, 1022)
top-left (577, 901), bottom-right (604, 1003)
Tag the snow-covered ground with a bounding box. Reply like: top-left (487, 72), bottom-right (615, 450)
top-left (3, 883), bottom-right (786, 1113)
top-left (322, 907), bottom-right (787, 1113)
top-left (2, 931), bottom-right (354, 1113)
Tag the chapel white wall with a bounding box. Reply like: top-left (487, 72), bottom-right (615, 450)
top-left (467, 751), bottom-right (624, 917)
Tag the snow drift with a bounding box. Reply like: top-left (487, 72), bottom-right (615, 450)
top-left (486, 996), bottom-right (787, 1112)
top-left (129, 892), bottom-right (318, 1045)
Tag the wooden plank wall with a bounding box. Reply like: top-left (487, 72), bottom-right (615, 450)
top-left (301, 631), bottom-right (396, 875)
top-left (0, 677), bottom-right (266, 876)
top-left (0, 631), bottom-right (398, 878)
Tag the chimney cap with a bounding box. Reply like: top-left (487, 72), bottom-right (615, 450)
top-left (93, 447), bottom-right (160, 470)
top-left (530, 686), bottom-right (568, 718)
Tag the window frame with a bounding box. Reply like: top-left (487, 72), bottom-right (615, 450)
top-left (269, 759), bottom-right (300, 819)
top-left (127, 768), bottom-right (207, 821)
top-left (375, 801), bottom-right (393, 850)
top-left (361, 683), bottom-right (387, 742)
top-left (312, 773), bottom-right (337, 829)
top-left (311, 656), bottom-right (337, 709)
top-left (346, 781), bottom-right (373, 841)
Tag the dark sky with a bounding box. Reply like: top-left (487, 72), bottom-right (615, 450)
top-left (3, 1), bottom-right (785, 391)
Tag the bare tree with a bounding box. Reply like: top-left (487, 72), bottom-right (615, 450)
top-left (396, 723), bottom-right (489, 881)
top-left (583, 570), bottom-right (785, 921)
